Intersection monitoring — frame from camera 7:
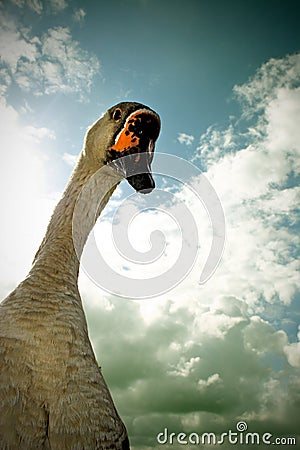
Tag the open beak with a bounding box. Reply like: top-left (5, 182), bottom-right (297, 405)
top-left (108, 109), bottom-right (160, 194)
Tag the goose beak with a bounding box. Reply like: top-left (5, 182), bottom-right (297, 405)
top-left (125, 140), bottom-right (156, 194)
top-left (108, 109), bottom-right (160, 194)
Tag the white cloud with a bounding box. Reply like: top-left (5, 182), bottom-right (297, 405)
top-left (233, 53), bottom-right (300, 117)
top-left (169, 356), bottom-right (201, 378)
top-left (0, 19), bottom-right (38, 72)
top-left (266, 87), bottom-right (300, 175)
top-left (0, 16), bottom-right (100, 101)
top-left (29, 26), bottom-right (99, 99)
top-left (62, 152), bottom-right (78, 166)
top-left (83, 291), bottom-right (300, 448)
top-left (0, 68), bottom-right (11, 95)
top-left (186, 57), bottom-right (300, 312)
top-left (243, 316), bottom-right (288, 355)
top-left (92, 198), bottom-right (184, 285)
top-left (198, 373), bottom-right (221, 390)
top-left (25, 125), bottom-right (56, 141)
top-left (284, 326), bottom-right (300, 368)
top-left (177, 132), bottom-right (194, 146)
top-left (11, 0), bottom-right (68, 14)
top-left (28, 0), bottom-right (43, 14)
top-left (10, 0), bottom-right (43, 14)
top-left (195, 308), bottom-right (246, 339)
top-left (194, 124), bottom-right (237, 167)
top-left (73, 8), bottom-right (86, 22)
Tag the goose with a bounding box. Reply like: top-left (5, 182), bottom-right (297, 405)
top-left (0, 101), bottom-right (161, 449)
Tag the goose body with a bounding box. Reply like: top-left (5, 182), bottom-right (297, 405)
top-left (0, 102), bottom-right (160, 449)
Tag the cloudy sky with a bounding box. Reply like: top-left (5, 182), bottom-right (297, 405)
top-left (1, 0), bottom-right (300, 448)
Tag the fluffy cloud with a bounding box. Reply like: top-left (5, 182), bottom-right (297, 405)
top-left (0, 18), bottom-right (38, 72)
top-left (82, 292), bottom-right (299, 449)
top-left (73, 7), bottom-right (86, 23)
top-left (284, 326), bottom-right (300, 368)
top-left (177, 132), bottom-right (195, 146)
top-left (233, 53), bottom-right (300, 117)
top-left (0, 15), bottom-right (100, 101)
top-left (10, 0), bottom-right (67, 14)
top-left (11, 0), bottom-right (43, 14)
top-left (190, 55), bottom-right (300, 313)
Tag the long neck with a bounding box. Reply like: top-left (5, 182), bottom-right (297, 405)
top-left (30, 153), bottom-right (121, 289)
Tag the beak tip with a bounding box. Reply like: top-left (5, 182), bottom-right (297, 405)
top-left (127, 173), bottom-right (155, 194)
top-left (138, 186), bottom-right (155, 195)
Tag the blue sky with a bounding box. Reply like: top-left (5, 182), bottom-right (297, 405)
top-left (1, 0), bottom-right (300, 448)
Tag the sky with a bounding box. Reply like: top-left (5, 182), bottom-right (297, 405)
top-left (0, 0), bottom-right (300, 448)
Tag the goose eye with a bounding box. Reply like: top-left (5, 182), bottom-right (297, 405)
top-left (112, 108), bottom-right (122, 121)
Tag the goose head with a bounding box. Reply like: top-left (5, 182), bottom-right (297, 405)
top-left (84, 102), bottom-right (161, 194)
